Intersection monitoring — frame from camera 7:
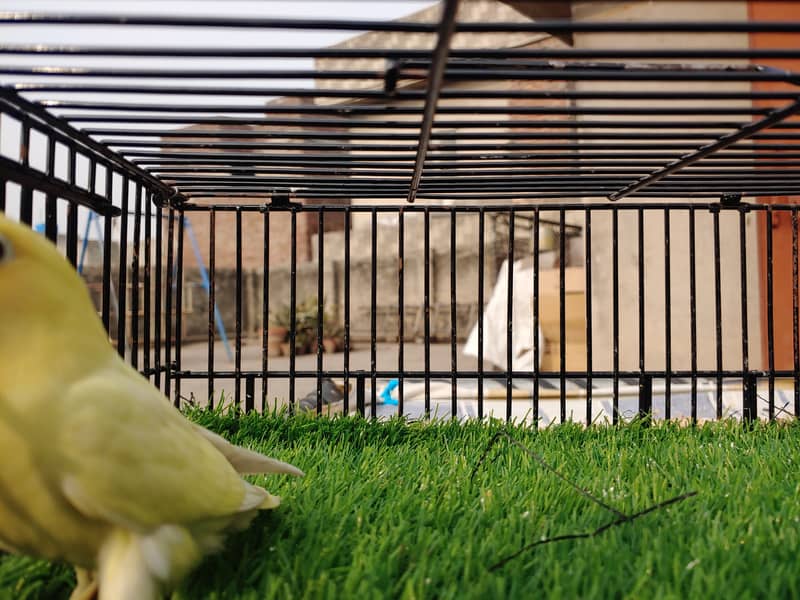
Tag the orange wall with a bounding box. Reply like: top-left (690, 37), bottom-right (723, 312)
top-left (749, 1), bottom-right (800, 370)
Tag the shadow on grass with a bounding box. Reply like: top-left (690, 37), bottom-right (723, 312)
top-left (178, 509), bottom-right (293, 599)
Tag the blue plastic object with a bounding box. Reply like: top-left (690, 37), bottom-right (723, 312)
top-left (183, 217), bottom-right (234, 362)
top-left (78, 212), bottom-right (93, 274)
top-left (379, 379), bottom-right (399, 405)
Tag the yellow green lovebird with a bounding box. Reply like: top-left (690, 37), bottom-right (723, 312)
top-left (0, 214), bottom-right (303, 600)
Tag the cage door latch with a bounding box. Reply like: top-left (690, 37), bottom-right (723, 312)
top-left (268, 189), bottom-right (301, 209)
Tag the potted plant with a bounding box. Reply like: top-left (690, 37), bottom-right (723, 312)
top-left (267, 304), bottom-right (291, 357)
top-left (322, 307), bottom-right (344, 353)
top-left (293, 297), bottom-right (319, 355)
top-left (275, 297), bottom-right (343, 355)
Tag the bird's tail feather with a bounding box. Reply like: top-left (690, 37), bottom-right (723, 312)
top-left (191, 424), bottom-right (304, 477)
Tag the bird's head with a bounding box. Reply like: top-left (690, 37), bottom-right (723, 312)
top-left (0, 213), bottom-right (89, 312)
top-left (0, 213), bottom-right (110, 382)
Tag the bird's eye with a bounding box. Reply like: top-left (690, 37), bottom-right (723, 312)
top-left (0, 234), bottom-right (11, 264)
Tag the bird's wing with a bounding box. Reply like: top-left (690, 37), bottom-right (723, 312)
top-left (55, 364), bottom-right (271, 532)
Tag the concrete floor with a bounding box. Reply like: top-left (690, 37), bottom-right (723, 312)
top-left (173, 340), bottom-right (480, 409)
top-left (161, 341), bottom-right (795, 424)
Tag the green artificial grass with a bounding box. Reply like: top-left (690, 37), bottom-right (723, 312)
top-left (2, 413), bottom-right (800, 599)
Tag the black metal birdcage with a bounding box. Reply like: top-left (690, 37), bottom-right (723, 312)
top-left (3, 1), bottom-right (800, 424)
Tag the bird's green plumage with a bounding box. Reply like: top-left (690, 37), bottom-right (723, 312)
top-left (0, 215), bottom-right (302, 599)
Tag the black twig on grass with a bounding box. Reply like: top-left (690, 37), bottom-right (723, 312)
top-left (471, 431), bottom-right (627, 519)
top-left (757, 393), bottom-right (792, 419)
top-left (489, 490), bottom-right (698, 571)
top-left (472, 431), bottom-right (697, 571)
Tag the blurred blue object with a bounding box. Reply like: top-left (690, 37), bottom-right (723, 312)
top-left (379, 379), bottom-right (399, 405)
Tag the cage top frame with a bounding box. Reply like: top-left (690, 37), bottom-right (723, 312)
top-left (3, 1), bottom-right (800, 208)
